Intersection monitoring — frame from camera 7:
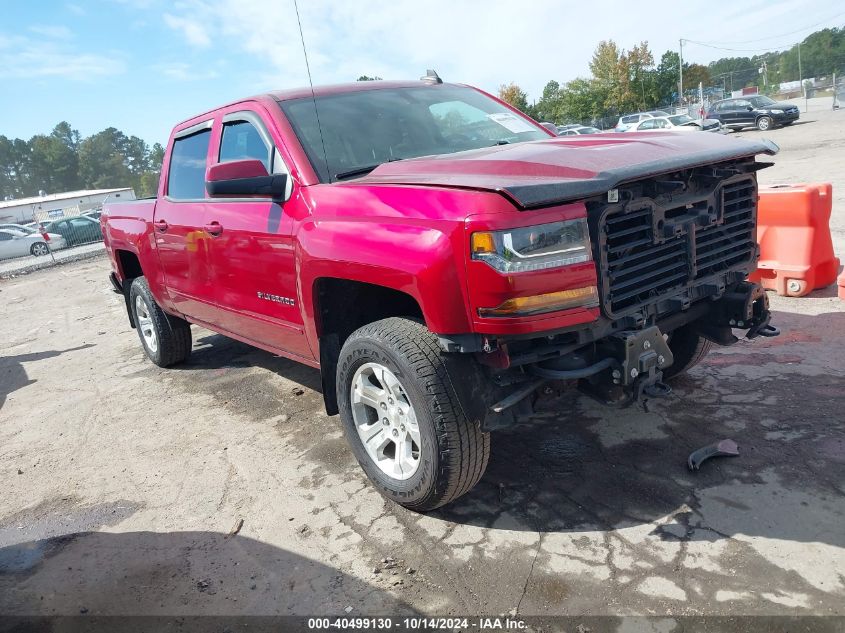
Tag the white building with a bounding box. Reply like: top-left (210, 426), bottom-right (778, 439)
top-left (0, 188), bottom-right (136, 223)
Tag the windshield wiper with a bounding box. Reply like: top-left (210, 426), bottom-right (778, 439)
top-left (335, 164), bottom-right (381, 180)
top-left (491, 140), bottom-right (511, 146)
top-left (334, 158), bottom-right (402, 181)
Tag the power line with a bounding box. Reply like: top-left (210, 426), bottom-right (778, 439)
top-left (701, 11), bottom-right (845, 45)
top-left (683, 38), bottom-right (799, 53)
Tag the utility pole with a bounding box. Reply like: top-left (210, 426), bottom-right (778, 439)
top-left (798, 42), bottom-right (806, 112)
top-left (679, 39), bottom-right (684, 108)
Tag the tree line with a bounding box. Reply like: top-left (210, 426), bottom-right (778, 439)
top-left (498, 27), bottom-right (845, 126)
top-left (0, 122), bottom-right (164, 201)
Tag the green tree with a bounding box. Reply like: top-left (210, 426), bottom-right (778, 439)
top-left (655, 51), bottom-right (680, 104)
top-left (78, 128), bottom-right (134, 190)
top-left (0, 136), bottom-right (31, 199)
top-left (357, 75), bottom-right (382, 81)
top-left (534, 80), bottom-right (566, 123)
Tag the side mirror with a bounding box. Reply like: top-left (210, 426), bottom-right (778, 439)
top-left (746, 105), bottom-right (754, 111)
top-left (206, 159), bottom-right (287, 199)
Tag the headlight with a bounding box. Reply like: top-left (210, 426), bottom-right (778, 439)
top-left (471, 219), bottom-right (591, 273)
top-left (770, 109), bottom-right (784, 114)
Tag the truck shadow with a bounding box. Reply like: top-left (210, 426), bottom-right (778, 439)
top-left (431, 309), bottom-right (845, 550)
top-left (0, 344), bottom-right (96, 412)
top-left (0, 527), bottom-right (414, 621)
top-left (175, 333), bottom-right (323, 394)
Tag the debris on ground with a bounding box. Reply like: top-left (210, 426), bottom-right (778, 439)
top-left (688, 439), bottom-right (740, 471)
top-left (226, 517), bottom-right (244, 539)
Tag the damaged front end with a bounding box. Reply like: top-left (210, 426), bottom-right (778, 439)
top-left (451, 158), bottom-right (781, 431)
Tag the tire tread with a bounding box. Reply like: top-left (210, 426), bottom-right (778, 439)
top-left (129, 277), bottom-right (192, 367)
top-left (342, 317), bottom-right (489, 510)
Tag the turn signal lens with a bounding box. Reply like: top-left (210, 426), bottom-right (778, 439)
top-left (471, 232), bottom-right (497, 254)
top-left (478, 286), bottom-right (599, 317)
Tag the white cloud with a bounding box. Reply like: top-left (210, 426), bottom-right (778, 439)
top-left (65, 3), bottom-right (86, 15)
top-left (163, 12), bottom-right (212, 48)
top-left (148, 0), bottom-right (840, 102)
top-left (155, 62), bottom-right (219, 81)
top-left (0, 33), bottom-right (125, 80)
top-left (28, 24), bottom-right (74, 39)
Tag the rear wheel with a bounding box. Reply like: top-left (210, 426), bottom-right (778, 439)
top-left (757, 116), bottom-right (773, 131)
top-left (337, 317), bottom-right (490, 511)
top-left (662, 324), bottom-right (712, 381)
top-left (30, 242), bottom-right (49, 256)
top-left (129, 276), bottom-right (192, 367)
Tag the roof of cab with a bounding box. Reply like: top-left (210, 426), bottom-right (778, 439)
top-left (173, 80), bottom-right (459, 130)
top-left (269, 79), bottom-right (456, 102)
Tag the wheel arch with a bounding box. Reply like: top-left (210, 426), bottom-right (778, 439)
top-left (312, 277), bottom-right (425, 415)
top-left (114, 249), bottom-right (145, 328)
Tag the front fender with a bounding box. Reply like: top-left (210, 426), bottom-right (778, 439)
top-left (297, 217), bottom-right (473, 350)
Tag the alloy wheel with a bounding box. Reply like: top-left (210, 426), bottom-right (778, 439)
top-left (350, 362), bottom-right (421, 480)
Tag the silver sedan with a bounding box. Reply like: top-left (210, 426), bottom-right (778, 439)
top-left (0, 229), bottom-right (67, 260)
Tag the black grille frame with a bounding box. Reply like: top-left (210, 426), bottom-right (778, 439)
top-left (596, 174), bottom-right (758, 318)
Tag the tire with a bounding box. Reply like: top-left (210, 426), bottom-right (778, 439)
top-left (662, 324), bottom-right (712, 381)
top-left (128, 276), bottom-right (192, 367)
top-left (30, 242), bottom-right (49, 256)
top-left (337, 317), bottom-right (490, 511)
top-left (756, 116), bottom-right (773, 131)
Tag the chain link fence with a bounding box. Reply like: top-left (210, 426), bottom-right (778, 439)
top-left (0, 205), bottom-right (106, 278)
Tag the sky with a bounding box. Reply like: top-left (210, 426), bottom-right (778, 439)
top-left (1, 0), bottom-right (843, 145)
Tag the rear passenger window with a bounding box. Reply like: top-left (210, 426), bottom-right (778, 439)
top-left (167, 129), bottom-right (211, 200)
top-left (220, 120), bottom-right (270, 171)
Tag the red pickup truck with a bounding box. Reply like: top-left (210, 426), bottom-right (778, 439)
top-left (102, 76), bottom-right (779, 510)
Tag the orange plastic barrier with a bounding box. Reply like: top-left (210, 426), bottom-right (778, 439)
top-left (749, 183), bottom-right (839, 297)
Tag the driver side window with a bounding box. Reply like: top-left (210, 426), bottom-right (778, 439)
top-left (639, 119), bottom-right (655, 130)
top-left (220, 120), bottom-right (272, 172)
top-left (0, 232), bottom-right (12, 241)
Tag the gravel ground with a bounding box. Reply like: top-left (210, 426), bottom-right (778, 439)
top-left (0, 109), bottom-right (843, 627)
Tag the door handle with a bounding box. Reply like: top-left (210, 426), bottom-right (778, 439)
top-left (154, 219), bottom-right (169, 232)
top-left (204, 221), bottom-right (223, 236)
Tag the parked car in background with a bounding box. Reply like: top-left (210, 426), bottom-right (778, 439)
top-left (82, 209), bottom-right (103, 220)
top-left (614, 110), bottom-right (671, 132)
top-left (556, 124), bottom-right (581, 134)
top-left (43, 215), bottom-right (104, 247)
top-left (706, 96), bottom-right (799, 131)
top-left (538, 122), bottom-right (560, 135)
top-left (0, 229), bottom-right (66, 259)
top-left (559, 126), bottom-right (601, 135)
top-left (0, 223), bottom-right (37, 234)
top-left (628, 114), bottom-right (721, 133)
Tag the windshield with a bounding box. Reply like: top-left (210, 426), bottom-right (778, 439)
top-left (749, 96), bottom-right (776, 107)
top-left (280, 85), bottom-right (549, 182)
top-left (669, 114), bottom-right (695, 125)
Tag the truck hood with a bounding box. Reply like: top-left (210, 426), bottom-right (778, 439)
top-left (354, 132), bottom-right (778, 209)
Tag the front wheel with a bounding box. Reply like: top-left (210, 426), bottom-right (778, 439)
top-left (129, 276), bottom-right (192, 367)
top-left (30, 242), bottom-right (49, 256)
top-left (757, 116), bottom-right (773, 131)
top-left (337, 317), bottom-right (490, 511)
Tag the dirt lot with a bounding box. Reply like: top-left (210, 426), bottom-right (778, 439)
top-left (1, 109), bottom-right (844, 625)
